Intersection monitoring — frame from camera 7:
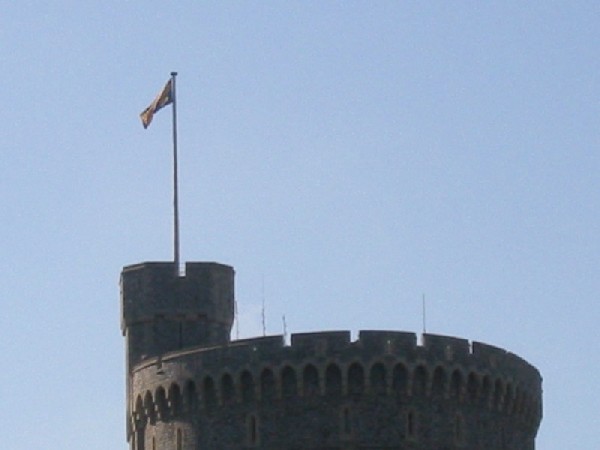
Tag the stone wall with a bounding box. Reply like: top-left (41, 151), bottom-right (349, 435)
top-left (129, 330), bottom-right (542, 449)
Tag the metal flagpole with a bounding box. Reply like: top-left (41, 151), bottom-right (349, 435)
top-left (171, 72), bottom-right (180, 275)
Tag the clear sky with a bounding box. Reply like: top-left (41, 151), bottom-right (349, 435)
top-left (1, 2), bottom-right (598, 448)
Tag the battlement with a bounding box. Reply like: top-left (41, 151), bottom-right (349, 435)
top-left (135, 330), bottom-right (540, 385)
top-left (130, 330), bottom-right (542, 433)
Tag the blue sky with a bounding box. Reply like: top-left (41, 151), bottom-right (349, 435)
top-left (1, 2), bottom-right (598, 448)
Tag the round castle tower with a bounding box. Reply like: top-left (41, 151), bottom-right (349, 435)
top-left (121, 262), bottom-right (542, 450)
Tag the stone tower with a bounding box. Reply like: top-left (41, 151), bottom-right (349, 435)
top-left (121, 261), bottom-right (542, 450)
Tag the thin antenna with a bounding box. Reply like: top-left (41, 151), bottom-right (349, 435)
top-left (422, 293), bottom-right (427, 334)
top-left (282, 314), bottom-right (287, 344)
top-left (234, 299), bottom-right (240, 340)
top-left (261, 275), bottom-right (266, 337)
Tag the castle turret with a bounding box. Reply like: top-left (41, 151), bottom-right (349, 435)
top-left (120, 261), bottom-right (235, 371)
top-left (120, 261), bottom-right (234, 446)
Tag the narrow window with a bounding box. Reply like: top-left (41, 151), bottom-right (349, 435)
top-left (152, 437), bottom-right (156, 450)
top-left (454, 414), bottom-right (465, 445)
top-left (341, 406), bottom-right (351, 435)
top-left (176, 429), bottom-right (182, 450)
top-left (407, 410), bottom-right (417, 440)
top-left (136, 428), bottom-right (145, 450)
top-left (247, 414), bottom-right (259, 446)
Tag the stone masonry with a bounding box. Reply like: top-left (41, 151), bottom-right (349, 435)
top-left (121, 261), bottom-right (542, 450)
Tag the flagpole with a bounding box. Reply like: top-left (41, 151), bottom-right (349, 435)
top-left (171, 71), bottom-right (180, 275)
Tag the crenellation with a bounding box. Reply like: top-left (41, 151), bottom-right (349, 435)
top-left (130, 333), bottom-right (541, 417)
top-left (358, 330), bottom-right (417, 355)
top-left (291, 331), bottom-right (351, 353)
top-left (122, 261), bottom-right (542, 449)
top-left (234, 335), bottom-right (284, 353)
top-left (423, 333), bottom-right (470, 361)
top-left (472, 341), bottom-right (509, 365)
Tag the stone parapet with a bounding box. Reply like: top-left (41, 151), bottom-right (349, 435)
top-left (129, 330), bottom-right (542, 449)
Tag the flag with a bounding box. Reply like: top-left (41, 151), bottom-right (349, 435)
top-left (140, 79), bottom-right (173, 129)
